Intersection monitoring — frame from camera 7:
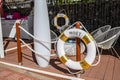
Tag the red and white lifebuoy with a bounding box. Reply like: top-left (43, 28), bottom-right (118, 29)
top-left (57, 28), bottom-right (96, 70)
top-left (54, 13), bottom-right (69, 30)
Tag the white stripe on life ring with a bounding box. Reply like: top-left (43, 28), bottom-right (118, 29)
top-left (54, 13), bottom-right (69, 30)
top-left (57, 28), bottom-right (96, 70)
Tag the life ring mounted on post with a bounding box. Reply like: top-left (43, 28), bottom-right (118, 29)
top-left (54, 13), bottom-right (69, 30)
top-left (57, 28), bottom-right (96, 70)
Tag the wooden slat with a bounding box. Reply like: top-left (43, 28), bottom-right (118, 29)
top-left (81, 67), bottom-right (92, 77)
top-left (81, 55), bottom-right (101, 77)
top-left (104, 56), bottom-right (115, 80)
top-left (94, 55), bottom-right (110, 80)
top-left (113, 58), bottom-right (120, 80)
top-left (88, 55), bottom-right (109, 79)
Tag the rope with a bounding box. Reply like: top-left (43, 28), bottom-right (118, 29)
top-left (59, 9), bottom-right (67, 14)
top-left (66, 68), bottom-right (85, 75)
top-left (91, 41), bottom-right (101, 66)
top-left (5, 43), bottom-right (32, 52)
top-left (20, 39), bottom-right (56, 57)
top-left (20, 39), bottom-right (54, 62)
top-left (19, 26), bottom-right (57, 44)
top-left (19, 25), bottom-right (59, 54)
top-left (66, 21), bottom-right (88, 33)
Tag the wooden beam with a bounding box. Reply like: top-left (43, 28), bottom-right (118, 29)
top-left (76, 22), bottom-right (81, 61)
top-left (16, 22), bottom-right (22, 65)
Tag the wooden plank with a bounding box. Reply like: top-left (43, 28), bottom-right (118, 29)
top-left (0, 62), bottom-right (59, 80)
top-left (1, 40), bottom-right (120, 80)
top-left (81, 67), bottom-right (92, 77)
top-left (113, 58), bottom-right (120, 80)
top-left (94, 55), bottom-right (110, 80)
top-left (103, 56), bottom-right (115, 80)
top-left (81, 55), bottom-right (101, 77)
top-left (83, 76), bottom-right (100, 80)
top-left (88, 55), bottom-right (109, 79)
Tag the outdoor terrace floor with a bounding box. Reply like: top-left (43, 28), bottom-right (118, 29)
top-left (0, 39), bottom-right (120, 80)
